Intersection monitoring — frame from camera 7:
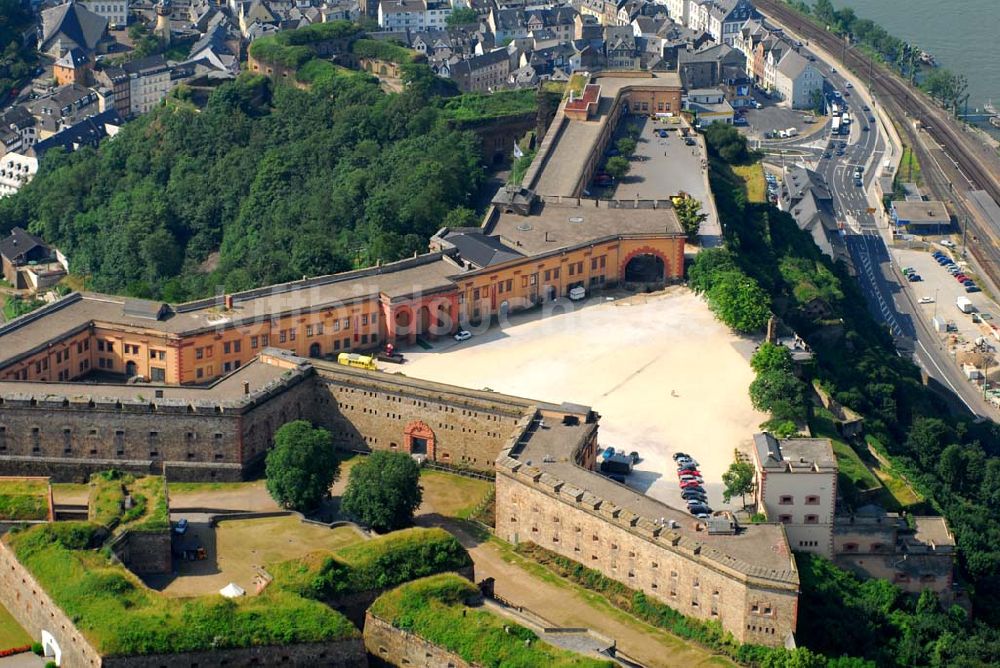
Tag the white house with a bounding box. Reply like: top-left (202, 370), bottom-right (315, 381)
top-left (0, 153), bottom-right (38, 197)
top-left (82, 0), bottom-right (128, 29)
top-left (752, 432), bottom-right (837, 557)
top-left (773, 48), bottom-right (822, 109)
top-left (378, 0), bottom-right (452, 30)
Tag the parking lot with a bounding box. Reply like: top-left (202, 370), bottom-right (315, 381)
top-left (397, 288), bottom-right (767, 513)
top-left (894, 246), bottom-right (995, 348)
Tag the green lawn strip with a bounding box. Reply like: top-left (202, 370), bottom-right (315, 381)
top-left (269, 527), bottom-right (472, 600)
top-left (809, 409), bottom-right (881, 493)
top-left (419, 470), bottom-right (493, 520)
top-left (165, 480), bottom-right (262, 493)
top-left (0, 479), bottom-right (48, 521)
top-left (0, 599), bottom-right (31, 651)
top-left (441, 90), bottom-right (537, 122)
top-left (370, 573), bottom-right (615, 668)
top-left (125, 477), bottom-right (169, 533)
top-left (88, 475), bottom-right (126, 527)
top-left (732, 164), bottom-right (767, 204)
top-left (488, 538), bottom-right (737, 665)
top-left (5, 523), bottom-right (357, 656)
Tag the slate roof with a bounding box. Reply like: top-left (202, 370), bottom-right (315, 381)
top-left (54, 47), bottom-right (89, 69)
top-left (444, 231), bottom-right (525, 268)
top-left (29, 108), bottom-right (122, 159)
top-left (0, 227), bottom-right (48, 263)
top-left (40, 1), bottom-right (107, 54)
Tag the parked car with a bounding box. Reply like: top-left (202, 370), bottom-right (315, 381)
top-left (454, 330), bottom-right (472, 342)
top-left (963, 279), bottom-right (976, 286)
top-left (679, 475), bottom-right (703, 484)
top-left (672, 452), bottom-right (690, 461)
top-left (902, 267), bottom-right (915, 274)
top-left (822, 152), bottom-right (832, 159)
top-left (955, 274), bottom-right (968, 282)
top-left (680, 480), bottom-right (703, 490)
top-left (918, 296), bottom-right (934, 304)
top-left (854, 178), bottom-right (863, 186)
top-left (569, 286), bottom-right (586, 301)
top-left (836, 149), bottom-right (846, 157)
top-left (688, 504), bottom-right (712, 516)
top-left (629, 451), bottom-right (640, 464)
top-left (681, 489), bottom-right (707, 499)
top-left (940, 240), bottom-right (956, 248)
top-left (967, 286), bottom-right (982, 293)
top-left (677, 469), bottom-right (700, 477)
top-left (173, 519), bottom-right (189, 535)
top-left (676, 458), bottom-right (699, 468)
top-left (907, 274), bottom-right (922, 282)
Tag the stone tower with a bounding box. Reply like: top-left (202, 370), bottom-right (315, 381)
top-left (155, 0), bottom-right (171, 45)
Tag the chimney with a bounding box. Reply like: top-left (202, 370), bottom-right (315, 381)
top-left (243, 381), bottom-right (250, 395)
top-left (224, 294), bottom-right (233, 310)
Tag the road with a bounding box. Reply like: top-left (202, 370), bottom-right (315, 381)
top-left (755, 0), bottom-right (1000, 302)
top-left (755, 57), bottom-right (993, 417)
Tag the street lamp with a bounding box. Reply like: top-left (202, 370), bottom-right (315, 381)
top-left (933, 288), bottom-right (939, 319)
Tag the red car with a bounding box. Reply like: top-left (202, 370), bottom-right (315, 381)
top-left (680, 480), bottom-right (703, 489)
top-left (677, 468), bottom-right (700, 477)
top-left (955, 274), bottom-right (968, 282)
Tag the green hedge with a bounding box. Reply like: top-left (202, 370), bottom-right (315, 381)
top-left (248, 38), bottom-right (313, 69)
top-left (88, 473), bottom-right (126, 528)
top-left (371, 574), bottom-right (615, 668)
top-left (441, 90), bottom-right (538, 122)
top-left (271, 527), bottom-right (471, 600)
top-left (5, 523), bottom-right (357, 656)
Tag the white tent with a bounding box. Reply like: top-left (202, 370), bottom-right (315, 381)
top-left (219, 582), bottom-right (246, 599)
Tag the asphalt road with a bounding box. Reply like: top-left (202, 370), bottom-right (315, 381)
top-left (757, 67), bottom-right (994, 418)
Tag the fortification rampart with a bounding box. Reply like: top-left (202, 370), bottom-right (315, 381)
top-left (364, 610), bottom-right (474, 668)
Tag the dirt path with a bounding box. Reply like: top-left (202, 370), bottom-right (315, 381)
top-left (430, 519), bottom-right (733, 668)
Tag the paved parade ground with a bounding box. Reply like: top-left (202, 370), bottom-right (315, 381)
top-left (398, 287), bottom-right (766, 512)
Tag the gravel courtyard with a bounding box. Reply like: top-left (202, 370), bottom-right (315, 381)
top-left (397, 287), bottom-right (766, 512)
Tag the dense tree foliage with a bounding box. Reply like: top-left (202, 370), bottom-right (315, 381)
top-left (265, 421), bottom-right (339, 511)
top-left (750, 342), bottom-right (794, 375)
top-left (705, 146), bottom-right (1000, 658)
top-left (721, 460), bottom-right (754, 506)
top-left (690, 250), bottom-right (771, 333)
top-left (604, 155), bottom-right (630, 180)
top-left (0, 72), bottom-right (484, 299)
top-left (340, 451), bottom-right (422, 532)
top-left (674, 194), bottom-right (708, 238)
top-left (0, 0), bottom-right (34, 100)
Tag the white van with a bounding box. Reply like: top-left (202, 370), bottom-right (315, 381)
top-left (569, 286), bottom-right (587, 301)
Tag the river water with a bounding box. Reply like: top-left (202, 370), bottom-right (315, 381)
top-left (830, 0), bottom-right (999, 125)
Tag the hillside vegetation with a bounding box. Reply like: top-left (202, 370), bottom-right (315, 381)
top-left (0, 71), bottom-right (485, 300)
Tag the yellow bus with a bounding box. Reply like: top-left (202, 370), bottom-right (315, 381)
top-left (337, 352), bottom-right (377, 371)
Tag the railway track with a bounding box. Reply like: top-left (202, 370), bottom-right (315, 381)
top-left (756, 0), bottom-right (1000, 286)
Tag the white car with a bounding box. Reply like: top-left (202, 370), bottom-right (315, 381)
top-left (454, 330), bottom-right (472, 342)
top-left (940, 240), bottom-right (956, 248)
top-left (846, 82), bottom-right (853, 88)
top-left (918, 297), bottom-right (935, 304)
top-left (569, 286), bottom-right (587, 301)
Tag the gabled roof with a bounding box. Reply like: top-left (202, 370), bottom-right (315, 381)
top-left (54, 47), bottom-right (89, 69)
top-left (0, 227), bottom-right (48, 263)
top-left (40, 1), bottom-right (107, 54)
top-left (776, 48), bottom-right (811, 80)
top-left (29, 108), bottom-right (122, 159)
top-left (445, 231), bottom-right (525, 268)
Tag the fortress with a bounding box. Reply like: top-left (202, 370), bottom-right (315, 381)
top-left (0, 72), bottom-right (800, 647)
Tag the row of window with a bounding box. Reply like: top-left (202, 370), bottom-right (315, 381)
top-left (777, 494), bottom-right (821, 505)
top-left (778, 514), bottom-right (820, 524)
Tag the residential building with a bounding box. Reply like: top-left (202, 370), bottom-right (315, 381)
top-left (0, 154), bottom-right (38, 198)
top-left (605, 25), bottom-right (639, 69)
top-left (0, 228), bottom-right (65, 290)
top-left (685, 87), bottom-right (733, 124)
top-left (39, 1), bottom-right (108, 58)
top-left (676, 42), bottom-right (745, 89)
top-left (379, 0), bottom-right (452, 30)
top-left (81, 0), bottom-right (128, 29)
top-left (53, 48), bottom-right (93, 86)
top-left (890, 200), bottom-right (951, 234)
top-left (706, 0), bottom-right (757, 45)
top-left (752, 432), bottom-right (837, 557)
top-left (778, 166), bottom-right (848, 263)
top-left (772, 48), bottom-right (822, 109)
top-left (26, 109), bottom-right (122, 161)
top-left (0, 107), bottom-right (38, 158)
top-left (25, 84), bottom-right (100, 139)
top-left (449, 48), bottom-right (511, 92)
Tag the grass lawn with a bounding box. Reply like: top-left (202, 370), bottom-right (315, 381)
top-left (810, 410), bottom-right (882, 493)
top-left (0, 600), bottom-right (30, 651)
top-left (163, 517), bottom-right (364, 597)
top-left (732, 163), bottom-right (767, 203)
top-left (419, 470), bottom-right (493, 520)
top-left (167, 480), bottom-right (264, 494)
top-left (0, 478), bottom-right (49, 521)
top-left (897, 145), bottom-right (923, 186)
top-left (51, 482), bottom-right (90, 506)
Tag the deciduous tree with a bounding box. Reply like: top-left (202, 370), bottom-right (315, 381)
top-left (340, 451), bottom-right (423, 532)
top-left (265, 421), bottom-right (339, 511)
